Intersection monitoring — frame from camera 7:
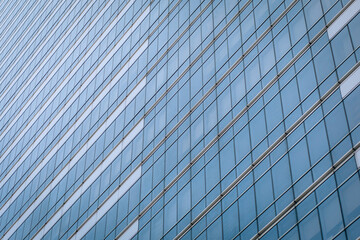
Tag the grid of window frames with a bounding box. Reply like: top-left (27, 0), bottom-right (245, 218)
top-left (0, 0), bottom-right (359, 239)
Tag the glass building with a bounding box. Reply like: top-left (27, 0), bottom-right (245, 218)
top-left (0, 0), bottom-right (359, 239)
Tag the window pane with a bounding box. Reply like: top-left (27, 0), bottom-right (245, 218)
top-left (331, 28), bottom-right (353, 66)
top-left (219, 140), bottom-right (236, 178)
top-left (348, 14), bottom-right (360, 49)
top-left (274, 27), bottom-right (291, 60)
top-left (318, 193), bottom-right (344, 239)
top-left (222, 203), bottom-right (239, 239)
top-left (325, 104), bottom-right (348, 147)
top-left (289, 139), bottom-right (310, 181)
top-left (297, 62), bottom-right (317, 100)
top-left (245, 59), bottom-right (260, 89)
top-left (272, 155), bottom-right (292, 197)
top-left (314, 45), bottom-right (335, 82)
top-left (299, 210), bottom-right (321, 240)
top-left (344, 86), bottom-right (360, 130)
top-left (281, 79), bottom-right (300, 116)
top-left (306, 121), bottom-right (329, 164)
top-left (289, 11), bottom-right (307, 44)
top-left (250, 110), bottom-right (267, 147)
top-left (259, 43), bottom-right (275, 75)
top-left (339, 174), bottom-right (360, 225)
top-left (304, 0), bottom-right (322, 28)
top-left (239, 187), bottom-right (256, 229)
top-left (255, 171), bottom-right (274, 213)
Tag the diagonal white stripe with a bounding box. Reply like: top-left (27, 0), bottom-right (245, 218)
top-left (117, 220), bottom-right (139, 240)
top-left (327, 0), bottom-right (360, 39)
top-left (340, 64), bottom-right (360, 97)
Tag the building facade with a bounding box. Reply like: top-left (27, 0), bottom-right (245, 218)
top-left (0, 0), bottom-right (359, 239)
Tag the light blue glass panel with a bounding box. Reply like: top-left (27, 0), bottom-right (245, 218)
top-left (339, 174), bottom-right (360, 225)
top-left (299, 210), bottom-right (321, 240)
top-left (318, 193), bottom-right (344, 239)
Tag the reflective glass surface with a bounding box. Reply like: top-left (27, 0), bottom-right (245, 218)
top-left (0, 0), bottom-right (359, 239)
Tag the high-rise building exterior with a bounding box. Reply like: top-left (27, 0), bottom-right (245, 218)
top-left (0, 0), bottom-right (359, 239)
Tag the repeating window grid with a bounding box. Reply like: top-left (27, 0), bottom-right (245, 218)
top-left (2, 1), bottom-right (348, 238)
top-left (8, 0), bottom-right (200, 234)
top-left (112, 0), bottom-right (318, 236)
top-left (134, 54), bottom-right (357, 240)
top-left (0, 0), bottom-right (358, 238)
top-left (0, 0), bottom-right (128, 153)
top-left (26, 0), bottom-right (218, 239)
top-left (195, 152), bottom-right (360, 239)
top-left (0, 0), bottom-right (80, 98)
top-left (0, 0), bottom-right (102, 199)
top-left (136, 0), bottom-right (338, 178)
top-left (0, 0), bottom-right (66, 68)
top-left (0, 0), bottom-right (105, 151)
top-left (0, 0), bottom-right (146, 186)
top-left (0, 0), bottom-right (139, 229)
top-left (0, 0), bottom-right (60, 77)
top-left (5, 55), bottom-right (146, 240)
top-left (0, 0), bottom-right (174, 218)
top-left (0, 0), bottom-right (36, 48)
top-left (134, 0), bottom-right (328, 218)
top-left (263, 158), bottom-right (360, 240)
top-left (0, 10), bottom-right (151, 239)
top-left (0, 0), bottom-right (119, 132)
top-left (20, 73), bottom-right (146, 240)
top-left (170, 80), bottom-right (358, 240)
top-left (0, 0), bottom-right (145, 207)
top-left (116, 0), bottom-right (262, 232)
top-left (332, 211), bottom-right (360, 239)
top-left (41, 0), bottom-right (242, 238)
top-left (190, 52), bottom-right (358, 240)
top-left (0, 0), bottom-right (146, 159)
top-left (135, 0), bottom-right (268, 182)
top-left (126, 2), bottom-right (358, 240)
top-left (0, 0), bottom-right (19, 26)
top-left (1, 0), bottom-right (61, 99)
top-left (0, 0), bottom-right (190, 237)
top-left (186, 33), bottom-right (360, 240)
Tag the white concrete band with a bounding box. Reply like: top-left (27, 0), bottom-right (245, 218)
top-left (327, 0), bottom-right (360, 39)
top-left (356, 148), bottom-right (360, 168)
top-left (340, 63), bottom-right (360, 97)
top-left (116, 220), bottom-right (139, 240)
